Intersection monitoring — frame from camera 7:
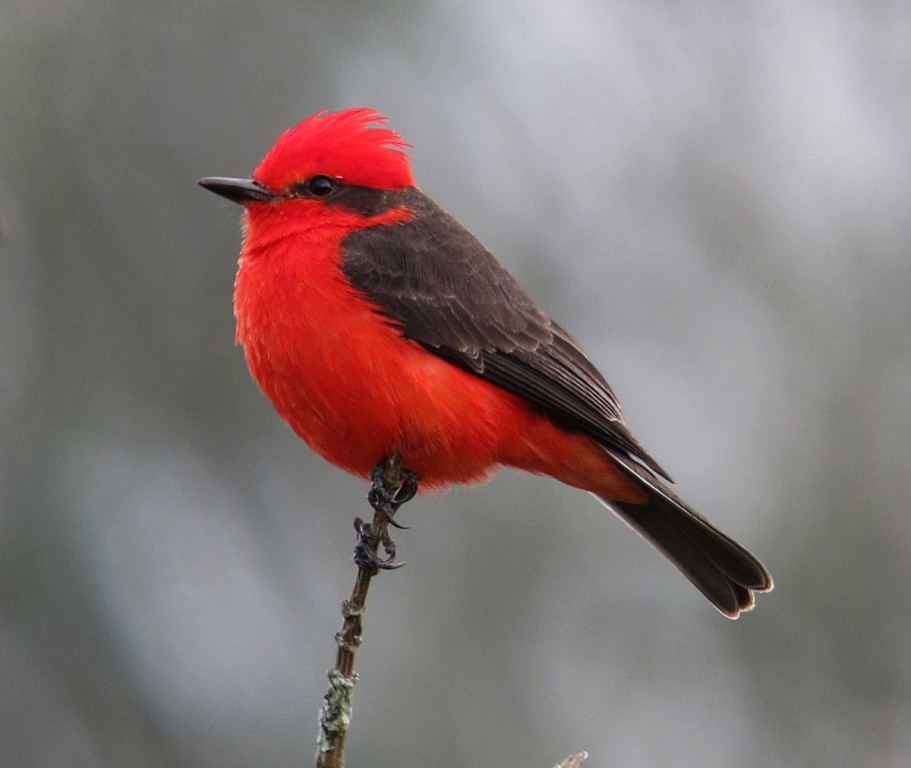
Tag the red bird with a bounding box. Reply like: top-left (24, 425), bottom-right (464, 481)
top-left (199, 108), bottom-right (772, 617)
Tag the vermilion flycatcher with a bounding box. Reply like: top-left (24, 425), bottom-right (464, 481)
top-left (200, 108), bottom-right (772, 617)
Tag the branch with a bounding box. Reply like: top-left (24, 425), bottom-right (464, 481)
top-left (553, 752), bottom-right (589, 768)
top-left (314, 454), bottom-right (411, 768)
top-left (311, 454), bottom-right (589, 768)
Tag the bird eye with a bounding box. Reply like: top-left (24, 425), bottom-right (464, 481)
top-left (303, 175), bottom-right (337, 197)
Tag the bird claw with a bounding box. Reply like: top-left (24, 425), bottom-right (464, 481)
top-left (352, 458), bottom-right (418, 572)
top-left (367, 464), bottom-right (419, 529)
top-left (353, 517), bottom-right (406, 572)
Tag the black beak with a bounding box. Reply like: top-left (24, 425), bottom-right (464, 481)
top-left (197, 176), bottom-right (277, 204)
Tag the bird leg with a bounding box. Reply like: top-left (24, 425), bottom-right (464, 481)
top-left (352, 455), bottom-right (418, 572)
top-left (367, 459), bottom-right (418, 528)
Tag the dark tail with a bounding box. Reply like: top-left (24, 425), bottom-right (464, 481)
top-left (602, 450), bottom-right (773, 618)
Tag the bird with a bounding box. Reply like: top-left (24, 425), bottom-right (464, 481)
top-left (199, 108), bottom-right (772, 618)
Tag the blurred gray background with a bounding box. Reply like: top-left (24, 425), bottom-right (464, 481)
top-left (1, 2), bottom-right (908, 767)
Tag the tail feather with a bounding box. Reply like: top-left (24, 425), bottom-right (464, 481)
top-left (603, 451), bottom-right (773, 618)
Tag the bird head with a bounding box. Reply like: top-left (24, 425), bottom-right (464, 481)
top-left (198, 108), bottom-right (415, 207)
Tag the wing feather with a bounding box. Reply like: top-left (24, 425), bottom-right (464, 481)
top-left (340, 189), bottom-right (670, 480)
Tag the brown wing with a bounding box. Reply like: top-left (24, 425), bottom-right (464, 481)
top-left (338, 188), bottom-right (671, 481)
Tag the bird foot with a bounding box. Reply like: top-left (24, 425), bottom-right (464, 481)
top-left (352, 517), bottom-right (406, 573)
top-left (367, 462), bottom-right (419, 529)
top-left (352, 457), bottom-right (418, 573)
